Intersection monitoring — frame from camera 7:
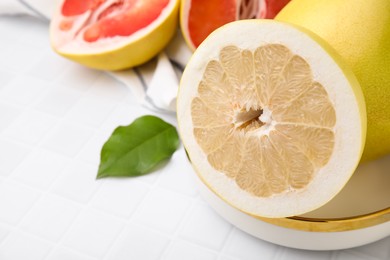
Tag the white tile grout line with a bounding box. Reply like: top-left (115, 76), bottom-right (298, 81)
top-left (272, 246), bottom-right (290, 260)
top-left (150, 169), bottom-right (211, 258)
top-left (158, 217), bottom-right (202, 258)
top-left (156, 199), bottom-right (202, 260)
top-left (0, 79), bottom-right (123, 259)
top-left (0, 20), bottom-right (185, 255)
top-left (388, 242), bottom-right (390, 260)
top-left (97, 151), bottom-right (198, 255)
top-left (51, 245), bottom-right (100, 260)
top-left (40, 116), bottom-right (131, 259)
top-left (3, 114), bottom-right (98, 247)
top-left (50, 132), bottom-right (185, 259)
top-left (159, 198), bottom-right (234, 259)
top-left (1, 174), bottom-right (78, 256)
top-left (215, 225), bottom-right (236, 260)
top-left (98, 192), bottom-right (158, 260)
top-left (9, 67), bottom-right (127, 255)
top-left (40, 182), bottom-right (118, 259)
top-left (331, 250), bottom-right (342, 260)
top-left (96, 147), bottom-right (171, 259)
top-left (100, 173), bottom-right (197, 260)
top-left (0, 137), bottom-right (41, 248)
top-left (0, 59), bottom-right (187, 259)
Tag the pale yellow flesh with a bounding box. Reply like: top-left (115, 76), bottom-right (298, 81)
top-left (191, 44), bottom-right (336, 198)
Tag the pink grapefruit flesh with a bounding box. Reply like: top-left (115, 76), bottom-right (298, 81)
top-left (182, 0), bottom-right (291, 49)
top-left (59, 0), bottom-right (170, 42)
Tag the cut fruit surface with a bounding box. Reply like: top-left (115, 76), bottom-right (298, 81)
top-left (177, 20), bottom-right (366, 218)
top-left (50, 0), bottom-right (179, 70)
top-left (180, 0), bottom-right (291, 50)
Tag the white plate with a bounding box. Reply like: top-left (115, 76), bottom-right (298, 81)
top-left (194, 154), bottom-right (390, 250)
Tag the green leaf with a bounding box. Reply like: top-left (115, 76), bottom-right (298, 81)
top-left (97, 115), bottom-right (180, 179)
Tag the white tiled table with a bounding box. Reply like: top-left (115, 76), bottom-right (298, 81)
top-left (0, 16), bottom-right (389, 260)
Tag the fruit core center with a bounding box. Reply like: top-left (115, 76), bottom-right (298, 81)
top-left (234, 107), bottom-right (263, 131)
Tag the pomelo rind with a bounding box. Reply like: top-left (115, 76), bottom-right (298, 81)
top-left (275, 0), bottom-right (390, 162)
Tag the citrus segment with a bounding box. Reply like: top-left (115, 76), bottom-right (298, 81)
top-left (61, 0), bottom-right (105, 16)
top-left (177, 20), bottom-right (366, 217)
top-left (272, 82), bottom-right (337, 127)
top-left (275, 124), bottom-right (335, 167)
top-left (187, 0), bottom-right (236, 48)
top-left (81, 0), bottom-right (170, 42)
top-left (59, 0), bottom-right (169, 40)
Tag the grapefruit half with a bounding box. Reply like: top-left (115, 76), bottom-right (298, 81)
top-left (50, 0), bottom-right (180, 70)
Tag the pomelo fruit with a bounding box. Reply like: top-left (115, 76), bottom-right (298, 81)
top-left (275, 0), bottom-right (390, 161)
top-left (50, 0), bottom-right (180, 71)
top-left (180, 0), bottom-right (291, 50)
top-left (177, 20), bottom-right (366, 218)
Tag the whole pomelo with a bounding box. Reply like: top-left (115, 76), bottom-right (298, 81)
top-left (275, 0), bottom-right (390, 161)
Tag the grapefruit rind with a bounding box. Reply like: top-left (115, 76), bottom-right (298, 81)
top-left (177, 20), bottom-right (366, 218)
top-left (50, 0), bottom-right (180, 71)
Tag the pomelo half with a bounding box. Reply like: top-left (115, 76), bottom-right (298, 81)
top-left (177, 20), bottom-right (366, 218)
top-left (275, 0), bottom-right (390, 161)
top-left (180, 0), bottom-right (291, 50)
top-left (50, 0), bottom-right (180, 70)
